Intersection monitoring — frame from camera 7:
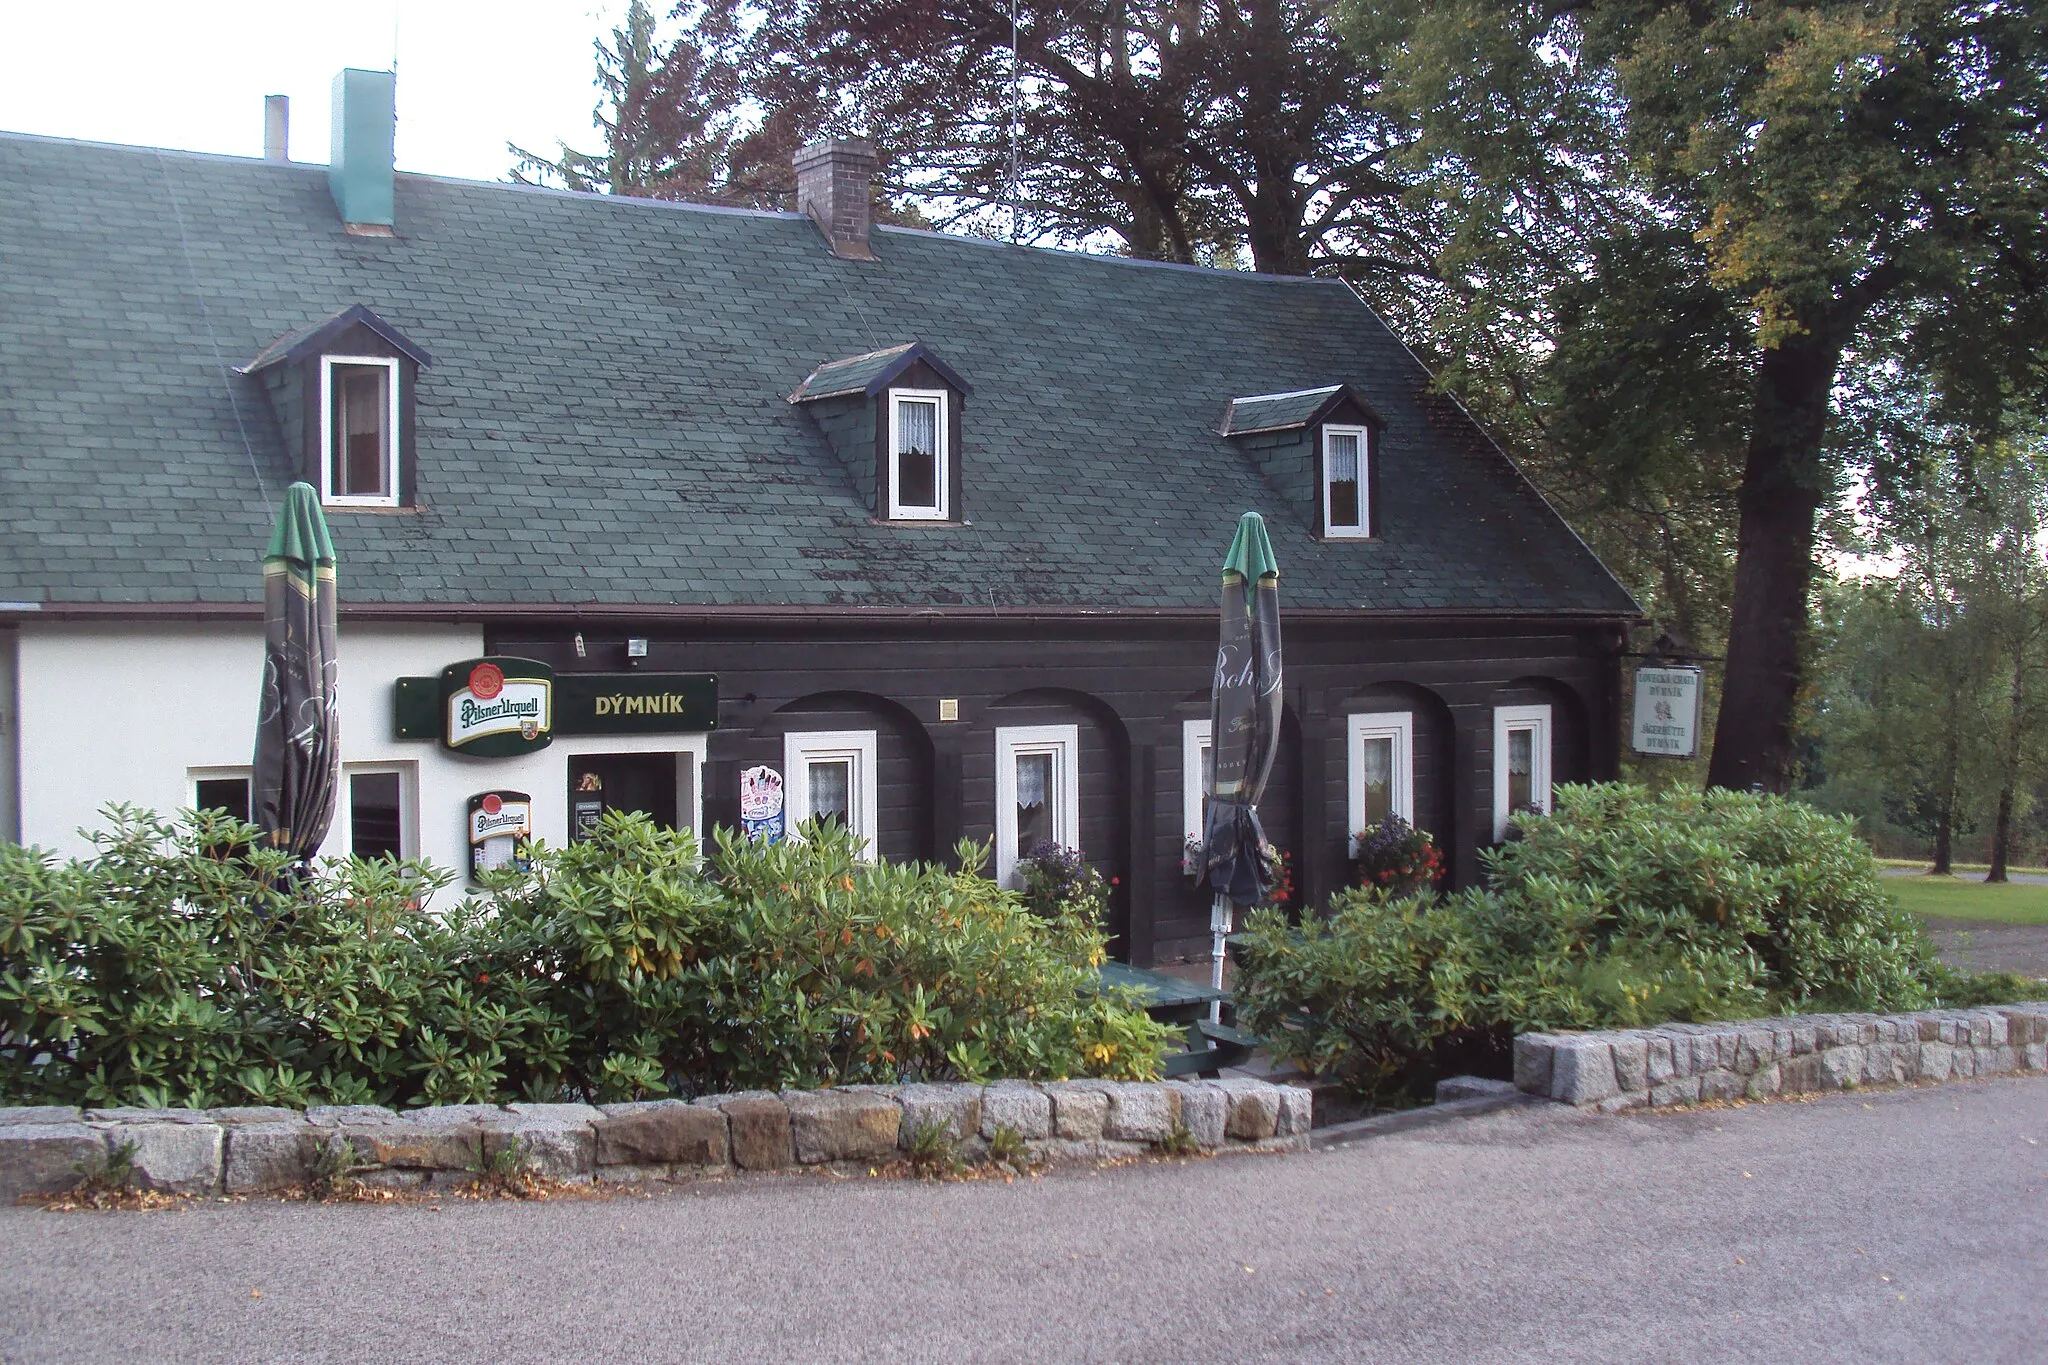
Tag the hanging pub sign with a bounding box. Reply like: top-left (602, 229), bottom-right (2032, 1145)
top-left (1631, 665), bottom-right (1704, 759)
top-left (739, 765), bottom-right (784, 842)
top-left (467, 790), bottom-right (533, 882)
top-left (393, 667), bottom-right (714, 750)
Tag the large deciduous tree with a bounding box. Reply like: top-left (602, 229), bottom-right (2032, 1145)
top-left (1372, 0), bottom-right (2048, 792)
top-left (514, 0), bottom-right (1445, 282)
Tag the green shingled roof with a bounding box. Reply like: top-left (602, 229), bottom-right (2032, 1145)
top-left (0, 132), bottom-right (1637, 615)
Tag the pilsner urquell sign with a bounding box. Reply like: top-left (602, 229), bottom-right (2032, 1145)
top-left (440, 657), bottom-right (555, 757)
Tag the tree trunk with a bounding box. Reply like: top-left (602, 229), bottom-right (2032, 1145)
top-left (1987, 788), bottom-right (2013, 882)
top-left (1932, 688), bottom-right (1963, 876)
top-left (1707, 335), bottom-right (1842, 793)
top-left (1987, 640), bottom-right (2028, 882)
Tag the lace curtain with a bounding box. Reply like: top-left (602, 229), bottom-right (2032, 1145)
top-left (1015, 752), bottom-right (1051, 809)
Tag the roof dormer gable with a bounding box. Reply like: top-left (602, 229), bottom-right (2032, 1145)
top-left (241, 305), bottom-right (430, 510)
top-left (1222, 384), bottom-right (1380, 540)
top-left (791, 342), bottom-right (970, 524)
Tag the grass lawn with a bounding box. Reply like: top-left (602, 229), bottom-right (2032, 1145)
top-left (1887, 874), bottom-right (2048, 925)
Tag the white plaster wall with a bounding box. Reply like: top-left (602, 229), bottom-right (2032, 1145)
top-left (16, 622), bottom-right (479, 878)
top-left (15, 623), bottom-right (707, 900)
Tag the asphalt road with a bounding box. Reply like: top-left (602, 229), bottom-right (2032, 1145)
top-left (3, 1078), bottom-right (2044, 1365)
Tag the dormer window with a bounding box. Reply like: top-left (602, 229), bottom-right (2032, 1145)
top-left (323, 356), bottom-right (401, 504)
top-left (1321, 424), bottom-right (1369, 538)
top-left (1221, 383), bottom-right (1379, 541)
top-left (888, 389), bottom-right (949, 520)
top-left (790, 341), bottom-right (971, 525)
top-left (241, 305), bottom-right (431, 511)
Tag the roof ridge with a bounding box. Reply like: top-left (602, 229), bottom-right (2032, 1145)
top-left (872, 222), bottom-right (1355, 285)
top-left (1, 128), bottom-right (1368, 284)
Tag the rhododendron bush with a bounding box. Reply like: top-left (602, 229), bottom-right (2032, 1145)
top-left (0, 808), bottom-right (1169, 1108)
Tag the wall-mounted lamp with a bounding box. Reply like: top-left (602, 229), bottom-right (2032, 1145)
top-left (625, 637), bottom-right (649, 668)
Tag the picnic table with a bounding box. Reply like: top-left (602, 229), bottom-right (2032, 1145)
top-left (1094, 962), bottom-right (1260, 1078)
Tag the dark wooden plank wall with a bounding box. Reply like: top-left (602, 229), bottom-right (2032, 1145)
top-left (723, 694), bottom-right (936, 864)
top-left (490, 617), bottom-right (1623, 966)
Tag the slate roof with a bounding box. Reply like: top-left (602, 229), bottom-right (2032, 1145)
top-left (0, 132), bottom-right (1637, 615)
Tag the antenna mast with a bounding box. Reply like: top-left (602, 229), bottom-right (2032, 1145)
top-left (1008, 0), bottom-right (1021, 243)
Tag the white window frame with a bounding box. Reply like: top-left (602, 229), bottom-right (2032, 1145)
top-left (783, 729), bottom-right (879, 859)
top-left (1493, 704), bottom-right (1553, 840)
top-left (1346, 711), bottom-right (1414, 851)
top-left (995, 724), bottom-right (1080, 887)
top-left (319, 354), bottom-right (402, 508)
top-left (1181, 719), bottom-right (1212, 846)
top-left (887, 388), bottom-right (950, 521)
top-left (334, 761), bottom-right (418, 861)
top-left (188, 766), bottom-right (253, 816)
top-left (1321, 422), bottom-right (1371, 540)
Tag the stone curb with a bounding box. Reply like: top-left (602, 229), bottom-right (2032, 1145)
top-left (0, 1079), bottom-right (1311, 1202)
top-left (1309, 1090), bottom-right (1545, 1150)
top-left (1514, 1002), bottom-right (2048, 1110)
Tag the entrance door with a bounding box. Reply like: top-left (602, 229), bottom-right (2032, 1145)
top-left (568, 752), bottom-right (678, 843)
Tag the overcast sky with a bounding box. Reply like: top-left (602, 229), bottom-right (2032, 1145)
top-left (0, 1), bottom-right (626, 182)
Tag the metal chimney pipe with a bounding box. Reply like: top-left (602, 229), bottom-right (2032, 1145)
top-left (263, 95), bottom-right (289, 162)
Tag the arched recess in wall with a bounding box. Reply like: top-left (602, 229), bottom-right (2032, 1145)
top-left (1157, 688), bottom-right (1304, 933)
top-left (752, 690), bottom-right (936, 863)
top-left (1334, 680), bottom-right (1457, 845)
top-left (978, 687), bottom-right (1133, 951)
top-left (1491, 676), bottom-right (1592, 787)
top-left (1318, 681), bottom-right (1457, 900)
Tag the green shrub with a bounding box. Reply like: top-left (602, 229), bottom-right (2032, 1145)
top-left (1236, 783), bottom-right (2003, 1098)
top-left (0, 807), bottom-right (1170, 1108)
top-left (1232, 892), bottom-right (1483, 1095)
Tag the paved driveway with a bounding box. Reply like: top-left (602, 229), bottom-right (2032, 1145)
top-left (2, 1078), bottom-right (2043, 1364)
top-left (1922, 921), bottom-right (2048, 979)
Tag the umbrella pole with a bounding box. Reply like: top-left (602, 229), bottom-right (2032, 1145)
top-left (1209, 893), bottom-right (1231, 1026)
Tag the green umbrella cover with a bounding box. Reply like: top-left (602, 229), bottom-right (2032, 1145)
top-left (251, 482), bottom-right (340, 863)
top-left (1201, 512), bottom-right (1283, 1014)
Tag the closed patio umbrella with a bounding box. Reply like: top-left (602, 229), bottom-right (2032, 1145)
top-left (1202, 511), bottom-right (1282, 1022)
top-left (251, 481), bottom-right (340, 864)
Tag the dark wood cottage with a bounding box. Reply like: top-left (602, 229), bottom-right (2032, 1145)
top-left (0, 72), bottom-right (1638, 968)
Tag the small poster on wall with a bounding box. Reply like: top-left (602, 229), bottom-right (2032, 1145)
top-left (740, 765), bottom-right (784, 842)
top-left (1631, 665), bottom-right (1704, 759)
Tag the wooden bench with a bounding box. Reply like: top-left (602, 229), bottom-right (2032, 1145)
top-left (1095, 964), bottom-right (1262, 1078)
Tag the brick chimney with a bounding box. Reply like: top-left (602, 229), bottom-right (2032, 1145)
top-left (794, 139), bottom-right (877, 261)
